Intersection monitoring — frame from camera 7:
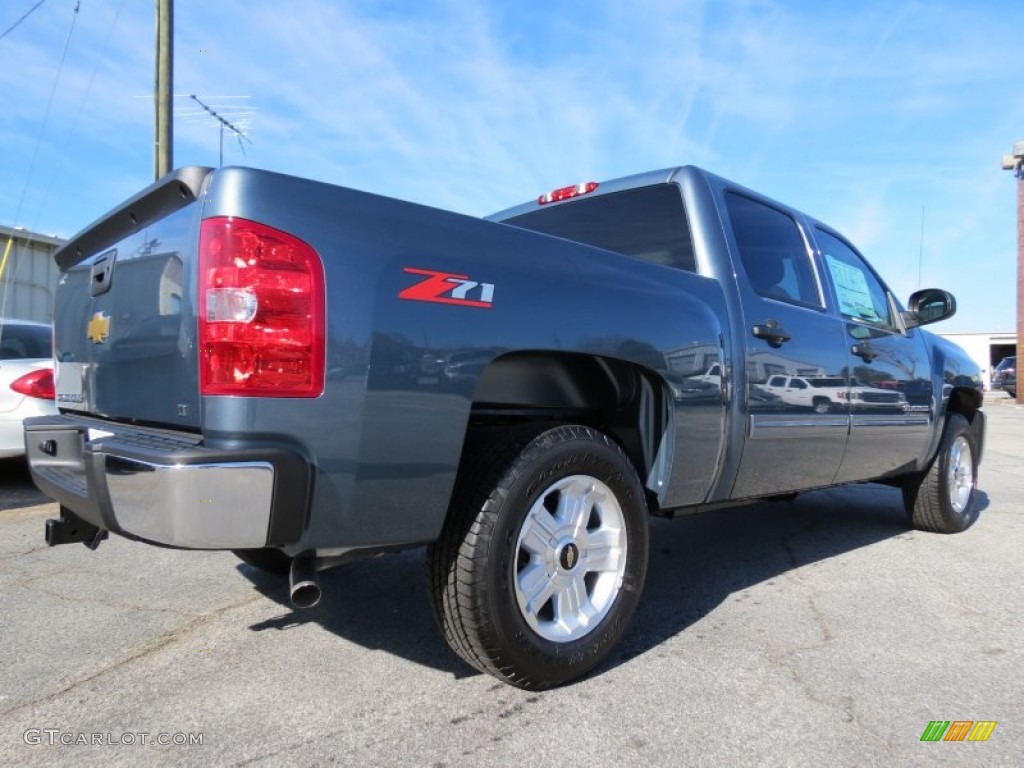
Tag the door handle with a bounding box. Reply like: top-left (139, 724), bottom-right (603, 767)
top-left (752, 321), bottom-right (791, 348)
top-left (851, 343), bottom-right (877, 363)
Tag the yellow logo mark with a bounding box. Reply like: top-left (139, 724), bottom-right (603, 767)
top-left (87, 312), bottom-right (110, 344)
top-left (967, 721), bottom-right (998, 742)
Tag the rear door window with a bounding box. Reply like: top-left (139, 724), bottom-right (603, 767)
top-left (726, 193), bottom-right (821, 308)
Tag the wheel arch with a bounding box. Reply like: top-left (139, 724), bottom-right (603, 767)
top-left (918, 330), bottom-right (986, 470)
top-left (946, 385), bottom-right (986, 464)
top-left (946, 385), bottom-right (982, 420)
top-left (468, 350), bottom-right (675, 509)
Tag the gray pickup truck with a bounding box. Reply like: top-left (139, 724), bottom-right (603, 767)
top-left (25, 164), bottom-right (985, 689)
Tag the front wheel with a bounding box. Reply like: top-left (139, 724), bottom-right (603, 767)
top-left (902, 412), bottom-right (979, 533)
top-left (428, 424), bottom-right (649, 689)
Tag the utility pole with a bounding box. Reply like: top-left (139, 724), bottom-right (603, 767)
top-left (154, 0), bottom-right (173, 179)
top-left (1000, 142), bottom-right (1024, 404)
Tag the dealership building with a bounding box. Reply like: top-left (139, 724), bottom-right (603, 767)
top-left (938, 332), bottom-right (1017, 389)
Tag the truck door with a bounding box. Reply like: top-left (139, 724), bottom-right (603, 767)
top-left (813, 228), bottom-right (933, 483)
top-left (723, 192), bottom-right (851, 498)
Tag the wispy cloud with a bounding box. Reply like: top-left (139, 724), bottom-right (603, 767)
top-left (1, 0), bottom-right (1020, 330)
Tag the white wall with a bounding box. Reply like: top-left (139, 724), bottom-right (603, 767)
top-left (939, 332), bottom-right (1017, 386)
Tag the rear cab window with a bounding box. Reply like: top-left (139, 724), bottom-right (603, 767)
top-left (0, 324), bottom-right (52, 359)
top-left (501, 184), bottom-right (697, 273)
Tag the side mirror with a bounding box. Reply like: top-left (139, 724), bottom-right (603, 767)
top-left (902, 288), bottom-right (956, 329)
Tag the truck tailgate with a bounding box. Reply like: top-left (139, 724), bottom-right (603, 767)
top-left (52, 169), bottom-right (208, 430)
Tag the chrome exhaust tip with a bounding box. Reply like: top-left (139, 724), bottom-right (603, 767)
top-left (289, 553), bottom-right (321, 609)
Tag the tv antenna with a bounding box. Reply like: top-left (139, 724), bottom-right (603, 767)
top-left (182, 94), bottom-right (254, 166)
top-left (917, 205), bottom-right (925, 289)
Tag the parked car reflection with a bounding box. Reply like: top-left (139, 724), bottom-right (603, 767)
top-left (761, 374), bottom-right (907, 414)
top-left (661, 371), bottom-right (720, 403)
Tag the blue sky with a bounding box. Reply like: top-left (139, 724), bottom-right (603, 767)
top-left (1, 0), bottom-right (1021, 332)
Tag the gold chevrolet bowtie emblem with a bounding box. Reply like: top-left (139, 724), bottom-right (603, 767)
top-left (87, 312), bottom-right (111, 344)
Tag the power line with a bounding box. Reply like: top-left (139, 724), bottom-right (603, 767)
top-left (28, 0), bottom-right (128, 233)
top-left (0, 0), bottom-right (47, 43)
top-left (1, 0), bottom-right (80, 319)
top-left (6, 0), bottom-right (79, 227)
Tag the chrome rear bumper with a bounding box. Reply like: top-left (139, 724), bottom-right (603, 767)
top-left (106, 457), bottom-right (274, 548)
top-left (24, 415), bottom-right (309, 549)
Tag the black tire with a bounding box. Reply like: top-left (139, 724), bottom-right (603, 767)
top-left (233, 548), bottom-right (292, 575)
top-left (902, 412), bottom-right (979, 533)
top-left (812, 397), bottom-right (831, 414)
top-left (427, 423), bottom-right (649, 689)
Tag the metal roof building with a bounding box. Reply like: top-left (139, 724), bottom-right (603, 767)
top-left (0, 224), bottom-right (64, 323)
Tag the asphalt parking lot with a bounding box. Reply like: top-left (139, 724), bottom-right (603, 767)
top-left (1, 396), bottom-right (1021, 767)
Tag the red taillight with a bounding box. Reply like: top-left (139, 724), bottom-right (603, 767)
top-left (198, 217), bottom-right (325, 397)
top-left (538, 181), bottom-right (599, 205)
top-left (11, 368), bottom-right (55, 400)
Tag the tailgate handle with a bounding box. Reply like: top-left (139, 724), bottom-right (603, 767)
top-left (89, 248), bottom-right (118, 297)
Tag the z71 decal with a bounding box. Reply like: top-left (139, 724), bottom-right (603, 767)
top-left (398, 267), bottom-right (495, 309)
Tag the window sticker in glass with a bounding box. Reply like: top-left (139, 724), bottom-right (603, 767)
top-left (816, 228), bottom-right (894, 328)
top-left (825, 255), bottom-right (881, 322)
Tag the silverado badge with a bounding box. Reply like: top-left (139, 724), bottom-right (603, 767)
top-left (87, 311), bottom-right (111, 344)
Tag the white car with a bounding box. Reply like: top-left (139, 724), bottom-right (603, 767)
top-left (763, 375), bottom-right (845, 413)
top-left (763, 374), bottom-right (908, 414)
top-left (0, 319), bottom-right (56, 458)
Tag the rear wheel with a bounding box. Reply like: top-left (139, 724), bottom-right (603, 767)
top-left (428, 423), bottom-right (649, 689)
top-left (902, 412), bottom-right (979, 533)
top-left (233, 548), bottom-right (292, 574)
top-left (812, 397), bottom-right (831, 414)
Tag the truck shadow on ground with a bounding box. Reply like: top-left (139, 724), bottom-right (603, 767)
top-left (239, 483), bottom-right (989, 684)
top-left (0, 458), bottom-right (49, 512)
